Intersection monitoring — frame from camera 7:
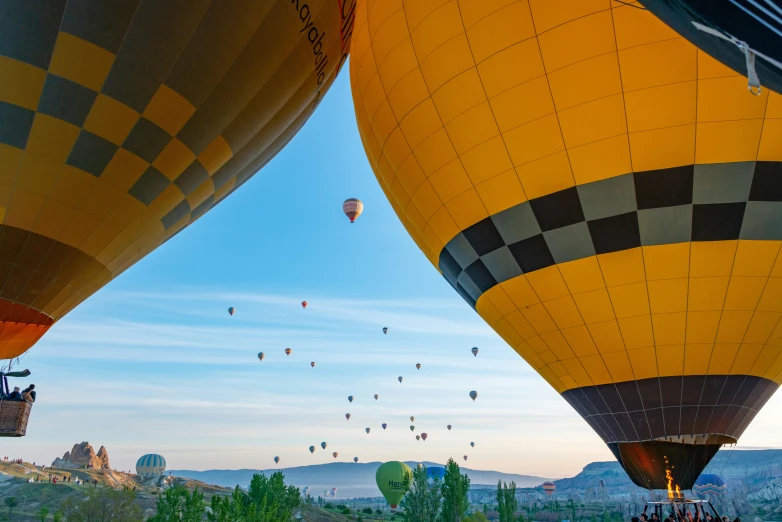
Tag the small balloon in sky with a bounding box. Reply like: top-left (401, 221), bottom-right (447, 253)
top-left (382, 423), bottom-right (387, 430)
top-left (374, 394), bottom-right (379, 400)
top-left (348, 396), bottom-right (353, 403)
top-left (416, 435), bottom-right (420, 440)
top-left (416, 363), bottom-right (421, 370)
top-left (471, 347), bottom-right (478, 357)
top-left (421, 433), bottom-right (428, 441)
top-left (463, 455), bottom-right (468, 461)
top-left (346, 413), bottom-right (351, 421)
top-left (354, 457), bottom-right (359, 463)
top-left (309, 446), bottom-right (315, 454)
top-left (470, 442), bottom-right (475, 447)
top-left (285, 348), bottom-right (292, 356)
top-left (382, 327), bottom-right (388, 334)
top-left (257, 352), bottom-right (265, 362)
top-left (332, 452), bottom-right (338, 459)
top-left (274, 456), bottom-right (280, 464)
top-left (409, 425), bottom-right (415, 432)
top-left (310, 361), bottom-right (315, 367)
top-left (301, 301), bottom-right (308, 309)
top-left (410, 416), bottom-right (414, 422)
top-left (228, 307), bottom-right (236, 316)
top-left (447, 425), bottom-right (452, 431)
top-left (469, 390), bottom-right (478, 401)
top-left (398, 376), bottom-right (403, 383)
top-left (343, 198), bottom-right (363, 223)
top-left (366, 427), bottom-right (371, 434)
top-left (321, 442), bottom-right (327, 450)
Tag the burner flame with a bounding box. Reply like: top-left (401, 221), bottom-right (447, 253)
top-left (664, 456), bottom-right (681, 500)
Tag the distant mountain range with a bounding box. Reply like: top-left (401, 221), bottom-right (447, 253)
top-left (171, 462), bottom-right (549, 499)
top-left (172, 449), bottom-right (782, 500)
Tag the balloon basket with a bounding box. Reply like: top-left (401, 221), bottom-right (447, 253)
top-left (0, 399), bottom-right (32, 437)
top-left (646, 498), bottom-right (721, 520)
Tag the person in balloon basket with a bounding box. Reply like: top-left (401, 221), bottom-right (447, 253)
top-left (6, 387), bottom-right (22, 400)
top-left (21, 384), bottom-right (35, 403)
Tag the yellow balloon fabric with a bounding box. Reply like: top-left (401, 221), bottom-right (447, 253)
top-left (0, 0), bottom-right (356, 358)
top-left (350, 0), bottom-right (782, 490)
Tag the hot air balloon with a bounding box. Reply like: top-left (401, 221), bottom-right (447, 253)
top-left (348, 396), bottom-right (353, 403)
top-left (471, 348), bottom-right (479, 357)
top-left (343, 198), bottom-right (363, 223)
top-left (136, 454), bottom-right (166, 478)
top-left (228, 307), bottom-right (236, 316)
top-left (374, 394), bottom-right (379, 400)
top-left (310, 361), bottom-right (315, 367)
top-left (350, 0), bottom-right (782, 491)
top-left (398, 376), bottom-right (403, 383)
top-left (285, 348), bottom-right (292, 356)
top-left (332, 452), bottom-right (338, 459)
top-left (421, 433), bottom-right (428, 441)
top-left (365, 427), bottom-right (371, 434)
top-left (321, 442), bottom-right (327, 450)
top-left (382, 327), bottom-right (388, 334)
top-left (409, 425), bottom-right (415, 432)
top-left (542, 482), bottom-right (556, 497)
top-left (309, 446), bottom-right (315, 454)
top-left (382, 423), bottom-right (387, 430)
top-left (0, 0), bottom-right (354, 361)
top-left (257, 352), bottom-right (264, 362)
top-left (426, 467), bottom-right (445, 480)
top-left (447, 425), bottom-right (452, 431)
top-left (376, 462), bottom-right (412, 509)
top-left (274, 456), bottom-right (280, 464)
top-left (641, 2), bottom-right (782, 95)
top-left (692, 474), bottom-right (727, 498)
top-left (354, 457), bottom-right (359, 463)
top-left (470, 442), bottom-right (475, 448)
top-left (330, 487), bottom-right (337, 498)
top-left (303, 487), bottom-right (310, 497)
top-left (301, 301), bottom-right (308, 309)
top-left (416, 435), bottom-right (420, 441)
top-left (416, 363), bottom-right (421, 370)
top-left (469, 391), bottom-right (478, 402)
top-left (463, 456), bottom-right (468, 462)
top-left (410, 416), bottom-right (414, 422)
top-left (345, 413), bottom-right (351, 421)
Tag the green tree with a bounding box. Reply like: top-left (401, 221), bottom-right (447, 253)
top-left (440, 459), bottom-right (470, 522)
top-left (400, 465), bottom-right (442, 522)
top-left (59, 488), bottom-right (142, 522)
top-left (38, 506), bottom-right (50, 522)
top-left (208, 471), bottom-right (301, 522)
top-left (5, 498), bottom-right (18, 521)
top-left (149, 486), bottom-right (206, 522)
top-left (496, 481), bottom-right (517, 522)
top-left (53, 511), bottom-right (63, 522)
top-left (465, 513), bottom-right (489, 522)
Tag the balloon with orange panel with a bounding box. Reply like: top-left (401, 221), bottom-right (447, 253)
top-left (0, 0), bottom-right (356, 359)
top-left (349, 0), bottom-right (782, 491)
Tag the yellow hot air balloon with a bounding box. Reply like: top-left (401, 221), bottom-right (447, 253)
top-left (350, 0), bottom-right (782, 492)
top-left (0, 0), bottom-right (356, 359)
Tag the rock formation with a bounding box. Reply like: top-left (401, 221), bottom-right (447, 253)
top-left (51, 442), bottom-right (110, 469)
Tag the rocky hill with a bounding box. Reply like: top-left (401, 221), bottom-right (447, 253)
top-left (51, 441), bottom-right (110, 470)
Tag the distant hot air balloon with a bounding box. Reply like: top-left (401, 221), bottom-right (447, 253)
top-left (463, 456), bottom-right (468, 461)
top-left (303, 487), bottom-right (310, 497)
top-left (398, 376), bottom-right (403, 383)
top-left (365, 427), bottom-right (371, 434)
top-left (274, 456), bottom-right (280, 464)
top-left (228, 307), bottom-right (236, 316)
top-left (469, 391), bottom-right (478, 401)
top-left (409, 426), bottom-right (415, 432)
top-left (471, 347), bottom-right (478, 357)
top-left (447, 425), bottom-right (452, 431)
top-left (382, 327), bottom-right (388, 334)
top-left (343, 198), bottom-right (363, 223)
top-left (470, 442), bottom-right (475, 448)
top-left (426, 467), bottom-right (445, 480)
top-left (285, 348), bottom-right (292, 356)
top-left (332, 452), bottom-right (338, 459)
top-left (331, 487), bottom-right (337, 497)
top-left (421, 433), bottom-right (428, 441)
top-left (374, 394), bottom-right (379, 400)
top-left (346, 413), bottom-right (351, 421)
top-left (542, 482), bottom-right (556, 496)
top-left (693, 474), bottom-right (727, 498)
top-left (136, 454), bottom-right (166, 478)
top-left (257, 352), bottom-right (265, 362)
top-left (309, 446), bottom-right (315, 454)
top-left (301, 301), bottom-right (308, 309)
top-left (310, 361), bottom-right (315, 368)
top-left (376, 462), bottom-right (412, 509)
top-left (410, 416), bottom-right (414, 422)
top-left (348, 396), bottom-right (353, 403)
top-left (354, 457), bottom-right (359, 463)
top-left (415, 363), bottom-right (421, 370)
top-left (416, 435), bottom-right (420, 441)
top-left (321, 442), bottom-right (327, 450)
top-left (382, 423), bottom-right (387, 430)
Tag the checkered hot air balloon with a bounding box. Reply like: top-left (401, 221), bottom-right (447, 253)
top-left (136, 454), bottom-right (166, 478)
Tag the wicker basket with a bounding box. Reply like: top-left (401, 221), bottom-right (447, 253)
top-left (0, 400), bottom-right (32, 437)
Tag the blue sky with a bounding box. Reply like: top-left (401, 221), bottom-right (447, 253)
top-left (11, 68), bottom-right (782, 479)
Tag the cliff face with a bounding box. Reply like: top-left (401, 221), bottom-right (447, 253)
top-left (51, 442), bottom-right (110, 469)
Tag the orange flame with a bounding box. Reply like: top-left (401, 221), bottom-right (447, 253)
top-left (664, 456), bottom-right (680, 499)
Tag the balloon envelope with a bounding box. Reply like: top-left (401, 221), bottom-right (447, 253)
top-left (228, 307), bottom-right (236, 316)
top-left (136, 454), bottom-right (166, 478)
top-left (470, 442), bottom-right (475, 448)
top-left (310, 361), bottom-right (315, 367)
top-left (382, 423), bottom-right (387, 430)
top-left (285, 348), bottom-right (292, 356)
top-left (410, 416), bottom-right (414, 422)
top-left (409, 425), bottom-right (415, 432)
top-left (274, 456), bottom-right (280, 464)
top-left (345, 413), bottom-right (351, 420)
top-left (301, 301), bottom-right (308, 309)
top-left (349, 0), bottom-right (782, 491)
top-left (321, 442), bottom-right (327, 450)
top-left (692, 474), bottom-right (727, 498)
top-left (332, 452), bottom-right (338, 458)
top-left (348, 396), bottom-right (353, 403)
top-left (471, 347), bottom-right (478, 357)
top-left (343, 198), bottom-right (363, 223)
top-left (421, 433), bottom-right (428, 441)
top-left (542, 482), bottom-right (556, 496)
top-left (447, 425), bottom-right (452, 431)
top-left (382, 327), bottom-right (388, 334)
top-left (416, 363), bottom-right (421, 369)
top-left (309, 446), bottom-right (315, 454)
top-left (374, 394), bottom-right (379, 400)
top-left (0, 0), bottom-right (352, 359)
top-left (463, 456), bottom-right (467, 461)
top-left (365, 427), bottom-right (370, 434)
top-left (354, 457), bottom-right (359, 463)
top-left (416, 435), bottom-right (420, 440)
top-left (257, 352), bottom-right (264, 361)
top-left (469, 391), bottom-right (477, 401)
top-left (398, 376), bottom-right (403, 383)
